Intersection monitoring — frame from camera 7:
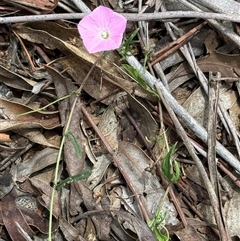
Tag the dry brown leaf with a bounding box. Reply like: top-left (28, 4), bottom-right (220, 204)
top-left (0, 172), bottom-right (14, 199)
top-left (84, 218), bottom-right (98, 241)
top-left (7, 0), bottom-right (59, 13)
top-left (182, 85), bottom-right (238, 128)
top-left (112, 210), bottom-right (158, 241)
top-left (174, 225), bottom-right (205, 241)
top-left (14, 147), bottom-right (58, 182)
top-left (0, 188), bottom-right (34, 241)
top-left (30, 176), bottom-right (60, 218)
top-left (46, 67), bottom-right (86, 177)
top-left (0, 119), bottom-right (59, 131)
top-left (0, 188), bottom-right (54, 241)
top-left (98, 105), bottom-right (119, 152)
top-left (169, 51), bottom-right (240, 91)
top-left (16, 195), bottom-right (58, 235)
top-left (224, 178), bottom-right (240, 238)
top-left (204, 30), bottom-right (219, 54)
top-left (128, 94), bottom-right (158, 145)
top-left (0, 98), bottom-right (60, 131)
top-left (59, 218), bottom-right (80, 241)
top-left (15, 128), bottom-right (59, 148)
top-left (88, 154), bottom-right (111, 190)
top-left (0, 65), bottom-right (36, 91)
top-left (229, 101), bottom-right (240, 130)
top-left (109, 186), bottom-right (122, 210)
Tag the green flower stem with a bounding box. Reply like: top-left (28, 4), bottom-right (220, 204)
top-left (48, 52), bottom-right (104, 241)
top-left (16, 94), bottom-right (72, 117)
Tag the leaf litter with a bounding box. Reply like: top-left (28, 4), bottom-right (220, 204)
top-left (0, 1), bottom-right (240, 241)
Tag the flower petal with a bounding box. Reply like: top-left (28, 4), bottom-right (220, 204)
top-left (108, 13), bottom-right (127, 34)
top-left (77, 6), bottom-right (127, 53)
top-left (89, 6), bottom-right (115, 29)
top-left (79, 32), bottom-right (122, 54)
top-left (82, 36), bottom-right (104, 53)
top-left (78, 16), bottom-right (100, 38)
top-left (82, 33), bottom-right (124, 53)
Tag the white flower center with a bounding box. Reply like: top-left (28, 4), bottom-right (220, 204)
top-left (100, 29), bottom-right (110, 39)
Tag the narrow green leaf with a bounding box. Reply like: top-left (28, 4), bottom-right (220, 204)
top-left (171, 160), bottom-right (181, 183)
top-left (55, 171), bottom-right (91, 191)
top-left (143, 49), bottom-right (153, 69)
top-left (66, 131), bottom-right (82, 158)
top-left (148, 211), bottom-right (169, 241)
top-left (122, 64), bottom-right (158, 96)
top-left (154, 229), bottom-right (169, 241)
top-left (119, 28), bottom-right (139, 59)
top-left (161, 143), bottom-right (180, 183)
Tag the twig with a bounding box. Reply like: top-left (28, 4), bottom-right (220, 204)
top-left (207, 73), bottom-right (220, 193)
top-left (1, 11), bottom-right (240, 23)
top-left (190, 139), bottom-right (240, 188)
top-left (207, 73), bottom-right (230, 240)
top-left (179, 0), bottom-right (240, 16)
top-left (177, 0), bottom-right (240, 56)
top-left (71, 0), bottom-right (91, 13)
top-left (150, 21), bottom-right (207, 66)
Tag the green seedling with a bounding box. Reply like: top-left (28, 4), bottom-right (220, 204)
top-left (161, 142), bottom-right (180, 184)
top-left (148, 143), bottom-right (180, 241)
top-left (147, 211), bottom-right (169, 241)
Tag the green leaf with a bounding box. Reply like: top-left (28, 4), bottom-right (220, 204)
top-left (66, 131), bottom-right (82, 158)
top-left (161, 143), bottom-right (180, 183)
top-left (122, 64), bottom-right (158, 96)
top-left (148, 211), bottom-right (169, 241)
top-left (55, 171), bottom-right (91, 191)
top-left (171, 160), bottom-right (181, 183)
top-left (119, 28), bottom-right (139, 59)
top-left (154, 228), bottom-right (169, 241)
top-left (143, 49), bottom-right (153, 69)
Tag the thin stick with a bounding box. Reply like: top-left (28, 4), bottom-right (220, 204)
top-left (1, 11), bottom-right (240, 23)
top-left (125, 54), bottom-right (240, 173)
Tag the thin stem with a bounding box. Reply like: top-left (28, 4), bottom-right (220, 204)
top-left (17, 94), bottom-right (72, 117)
top-left (48, 53), bottom-right (103, 241)
top-left (157, 184), bottom-right (171, 217)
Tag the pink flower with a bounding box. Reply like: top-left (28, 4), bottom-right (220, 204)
top-left (78, 6), bottom-right (127, 54)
